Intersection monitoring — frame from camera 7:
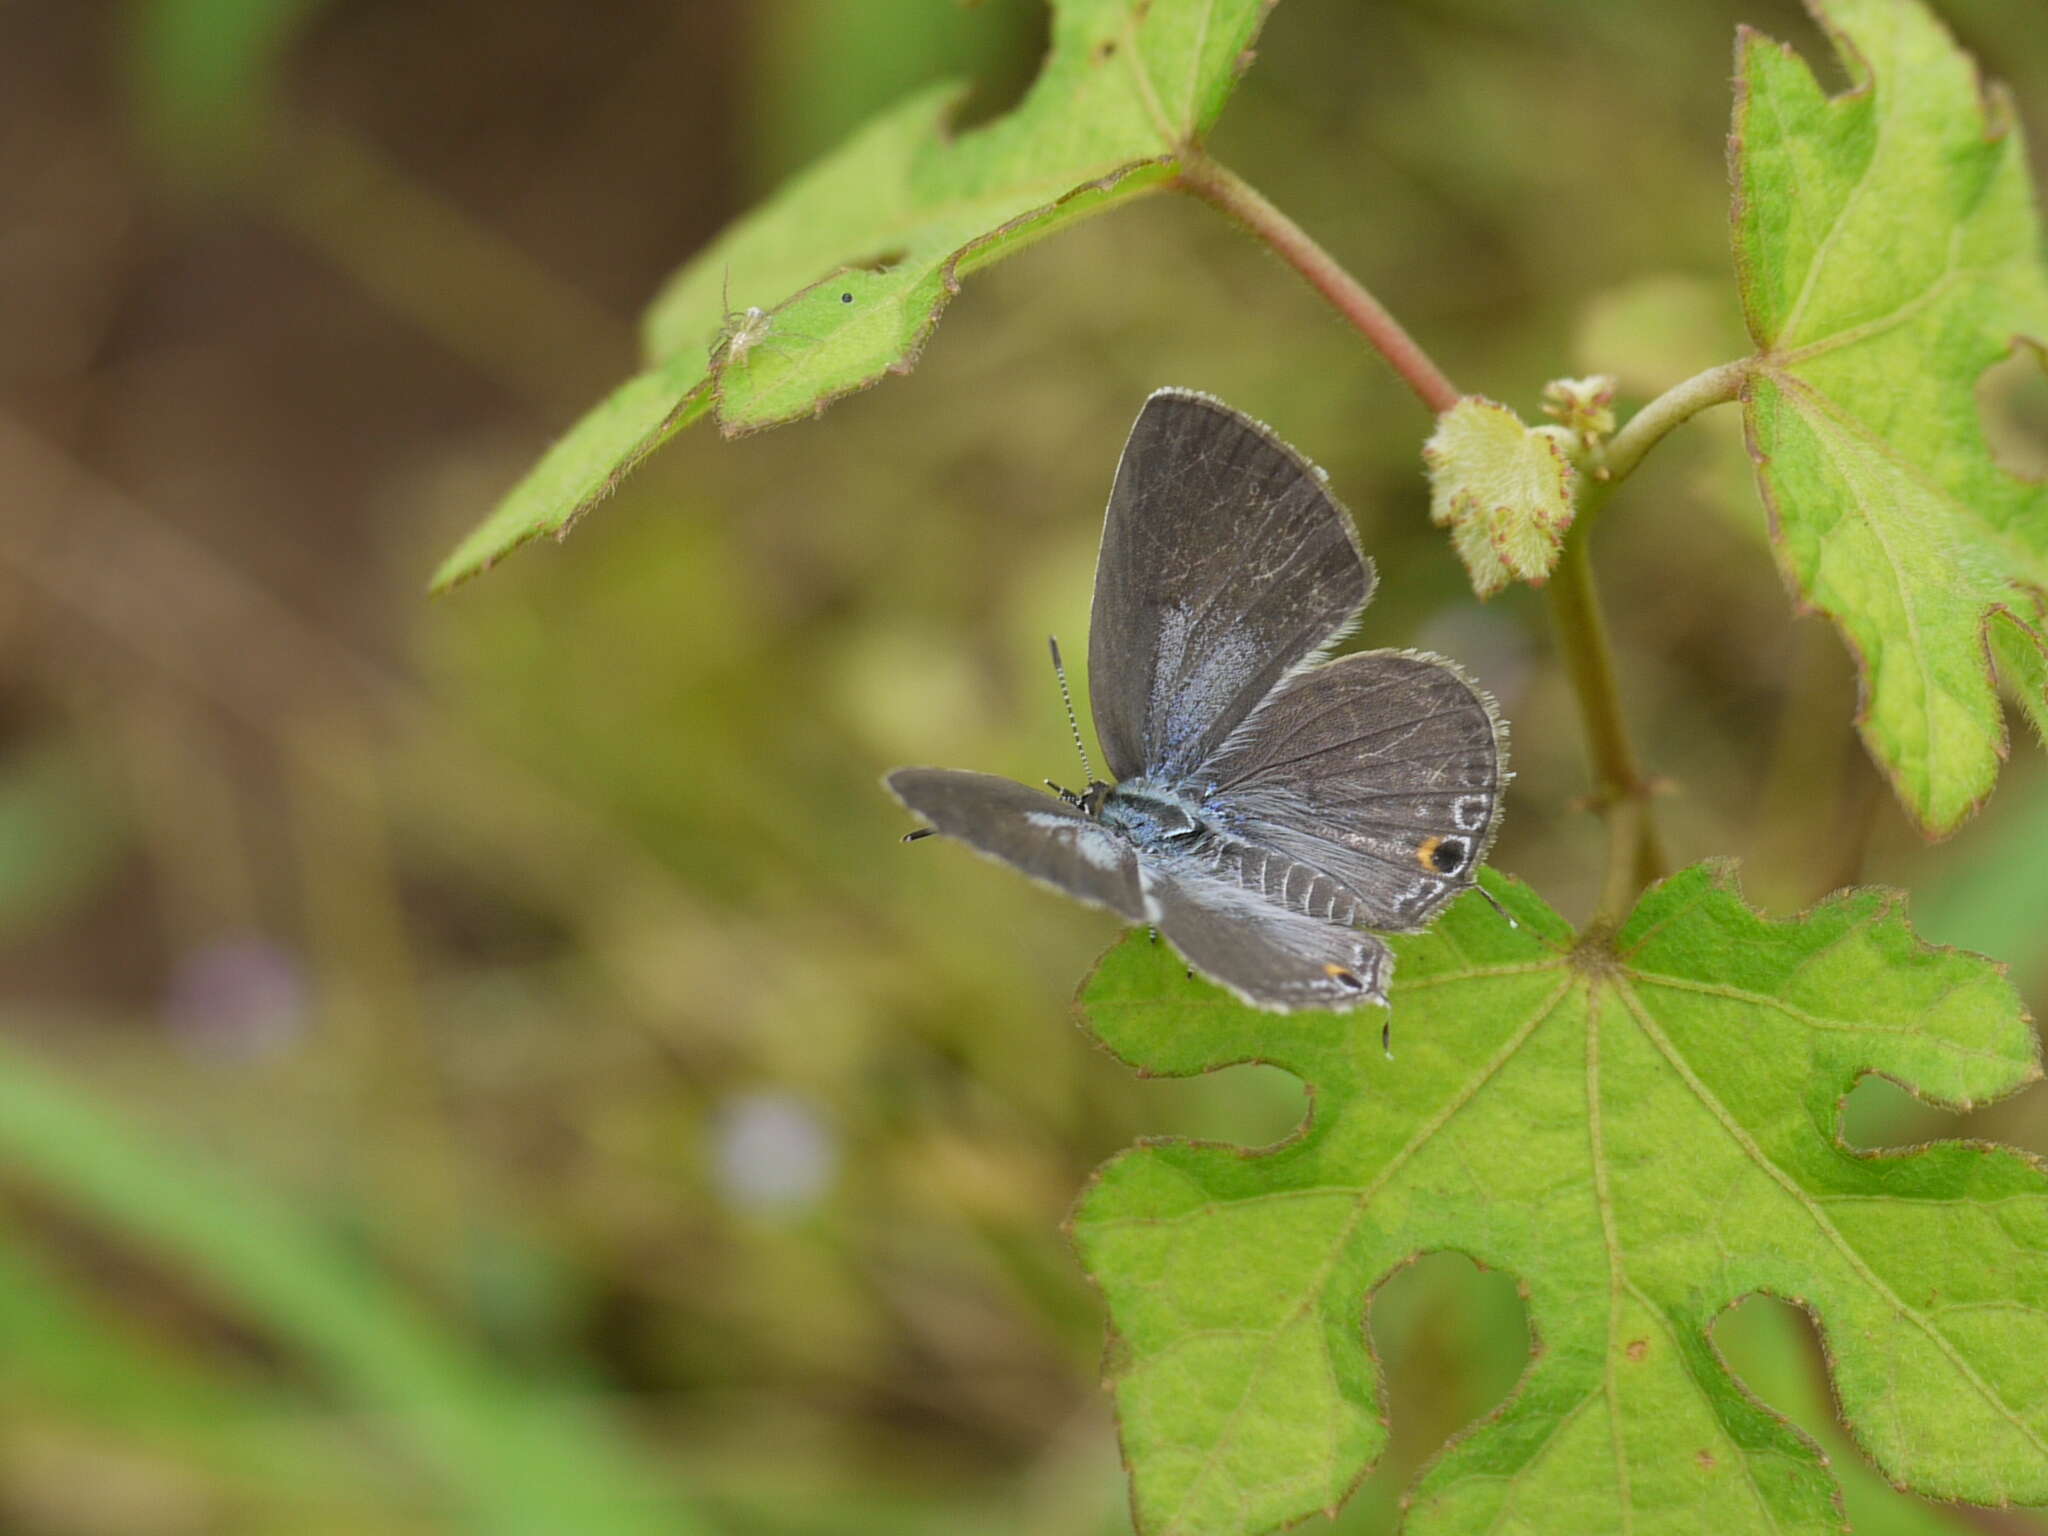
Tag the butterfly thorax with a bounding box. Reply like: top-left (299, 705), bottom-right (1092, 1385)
top-left (1090, 778), bottom-right (1206, 846)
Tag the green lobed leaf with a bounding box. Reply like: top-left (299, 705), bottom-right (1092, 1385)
top-left (432, 0), bottom-right (1279, 591)
top-left (1731, 0), bottom-right (2048, 833)
top-left (1070, 863), bottom-right (2048, 1535)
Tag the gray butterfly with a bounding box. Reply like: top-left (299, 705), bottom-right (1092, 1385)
top-left (887, 389), bottom-right (1507, 1014)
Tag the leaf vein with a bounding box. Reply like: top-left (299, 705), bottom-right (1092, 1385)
top-left (1586, 983), bottom-right (1634, 1533)
top-left (1778, 57), bottom-right (1890, 346)
top-left (1626, 971), bottom-right (2014, 1063)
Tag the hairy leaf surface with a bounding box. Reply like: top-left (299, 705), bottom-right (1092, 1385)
top-left (1732, 0), bottom-right (2048, 832)
top-left (1072, 864), bottom-right (2048, 1534)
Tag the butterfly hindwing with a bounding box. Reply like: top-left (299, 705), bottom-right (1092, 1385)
top-left (1087, 390), bottom-right (1374, 784)
top-left (1145, 861), bottom-right (1395, 1010)
top-left (1198, 649), bottom-right (1506, 932)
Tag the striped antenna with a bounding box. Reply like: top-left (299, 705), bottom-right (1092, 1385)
top-left (1048, 636), bottom-right (1095, 783)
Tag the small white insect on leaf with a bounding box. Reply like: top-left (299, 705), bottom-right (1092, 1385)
top-left (711, 303), bottom-right (775, 370)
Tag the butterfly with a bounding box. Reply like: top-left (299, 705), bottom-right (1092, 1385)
top-left (887, 389), bottom-right (1507, 1017)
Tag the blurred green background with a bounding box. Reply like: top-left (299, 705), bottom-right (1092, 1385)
top-left (3, 1), bottom-right (2047, 1531)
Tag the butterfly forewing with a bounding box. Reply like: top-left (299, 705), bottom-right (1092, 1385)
top-left (885, 768), bottom-right (1152, 922)
top-left (1198, 649), bottom-right (1506, 931)
top-left (1087, 391), bottom-right (1375, 783)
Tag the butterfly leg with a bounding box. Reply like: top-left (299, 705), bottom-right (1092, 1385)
top-left (1376, 958), bottom-right (1392, 1056)
top-left (1474, 883), bottom-right (1518, 928)
top-left (1143, 924), bottom-right (1181, 972)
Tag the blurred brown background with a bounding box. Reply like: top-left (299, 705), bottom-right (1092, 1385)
top-left (3, 1), bottom-right (2047, 1532)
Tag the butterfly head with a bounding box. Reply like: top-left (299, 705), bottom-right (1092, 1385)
top-left (1045, 778), bottom-right (1117, 818)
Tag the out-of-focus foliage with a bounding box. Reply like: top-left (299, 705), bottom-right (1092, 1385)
top-left (0, 1), bottom-right (2045, 1534)
top-left (0, 1038), bottom-right (698, 1534)
top-left (124, 0), bottom-right (334, 176)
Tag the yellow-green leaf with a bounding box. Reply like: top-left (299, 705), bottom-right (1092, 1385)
top-left (433, 0), bottom-right (1279, 591)
top-left (1423, 397), bottom-right (1576, 598)
top-left (1732, 0), bottom-right (2048, 833)
top-left (1072, 864), bottom-right (2048, 1535)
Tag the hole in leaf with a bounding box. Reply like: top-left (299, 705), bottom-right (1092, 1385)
top-left (1837, 1071), bottom-right (1967, 1151)
top-left (1339, 1251), bottom-right (1527, 1524)
top-left (849, 248), bottom-right (908, 275)
top-left (1715, 1294), bottom-right (1991, 1529)
top-left (943, 0), bottom-right (1048, 135)
top-left (1977, 339), bottom-right (2048, 481)
top-left (1123, 1062), bottom-right (1307, 1151)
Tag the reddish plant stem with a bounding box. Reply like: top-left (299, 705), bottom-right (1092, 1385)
top-left (1173, 155), bottom-right (1462, 414)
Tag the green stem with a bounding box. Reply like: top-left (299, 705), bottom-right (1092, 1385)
top-left (1549, 526), bottom-right (1666, 920)
top-left (1172, 155), bottom-right (1461, 414)
top-left (1592, 360), bottom-right (1751, 494)
top-left (1557, 363), bottom-right (1749, 916)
